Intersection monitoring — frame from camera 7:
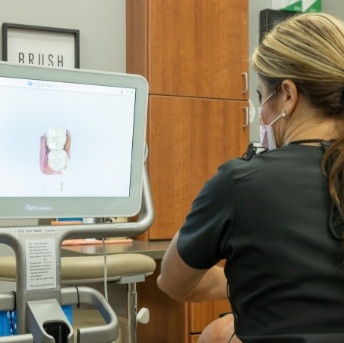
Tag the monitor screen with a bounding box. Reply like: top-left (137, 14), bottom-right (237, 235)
top-left (0, 62), bottom-right (148, 219)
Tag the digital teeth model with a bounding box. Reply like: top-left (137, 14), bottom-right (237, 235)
top-left (40, 127), bottom-right (71, 175)
top-left (47, 149), bottom-right (68, 171)
top-left (45, 127), bottom-right (68, 151)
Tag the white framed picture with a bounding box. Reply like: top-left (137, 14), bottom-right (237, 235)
top-left (2, 23), bottom-right (80, 68)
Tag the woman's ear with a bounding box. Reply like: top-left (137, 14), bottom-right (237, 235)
top-left (280, 79), bottom-right (298, 116)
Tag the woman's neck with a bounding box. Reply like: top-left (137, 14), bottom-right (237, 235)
top-left (283, 114), bottom-right (341, 146)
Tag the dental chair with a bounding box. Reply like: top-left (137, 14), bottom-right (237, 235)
top-left (0, 253), bottom-right (156, 343)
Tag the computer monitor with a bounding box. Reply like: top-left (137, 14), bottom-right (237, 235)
top-left (0, 62), bottom-right (148, 219)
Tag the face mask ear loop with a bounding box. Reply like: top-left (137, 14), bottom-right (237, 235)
top-left (261, 89), bottom-right (277, 108)
top-left (268, 112), bottom-right (287, 127)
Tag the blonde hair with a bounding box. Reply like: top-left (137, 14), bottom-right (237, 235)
top-left (252, 12), bottom-right (344, 115)
top-left (253, 13), bottom-right (344, 248)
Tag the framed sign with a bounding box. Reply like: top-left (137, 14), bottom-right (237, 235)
top-left (2, 23), bottom-right (80, 68)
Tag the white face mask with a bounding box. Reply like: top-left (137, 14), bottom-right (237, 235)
top-left (258, 109), bottom-right (286, 150)
top-left (258, 90), bottom-right (286, 150)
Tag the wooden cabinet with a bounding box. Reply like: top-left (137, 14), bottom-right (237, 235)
top-left (137, 261), bottom-right (186, 343)
top-left (188, 299), bottom-right (231, 334)
top-left (146, 95), bottom-right (248, 239)
top-left (127, 0), bottom-right (248, 100)
top-left (137, 261), bottom-right (232, 343)
top-left (127, 0), bottom-right (249, 240)
top-left (127, 0), bottom-right (248, 341)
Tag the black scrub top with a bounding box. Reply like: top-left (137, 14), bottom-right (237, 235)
top-left (177, 144), bottom-right (344, 342)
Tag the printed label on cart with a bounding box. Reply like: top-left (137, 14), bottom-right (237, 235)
top-left (25, 239), bottom-right (56, 290)
top-left (13, 227), bottom-right (44, 235)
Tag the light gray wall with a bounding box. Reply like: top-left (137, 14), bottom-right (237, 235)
top-left (0, 0), bottom-right (126, 72)
top-left (248, 0), bottom-right (344, 142)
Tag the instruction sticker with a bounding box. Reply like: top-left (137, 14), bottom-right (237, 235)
top-left (25, 239), bottom-right (56, 290)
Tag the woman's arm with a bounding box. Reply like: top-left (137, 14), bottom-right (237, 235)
top-left (157, 232), bottom-right (228, 302)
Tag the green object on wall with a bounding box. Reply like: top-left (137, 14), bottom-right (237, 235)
top-left (272, 0), bottom-right (321, 13)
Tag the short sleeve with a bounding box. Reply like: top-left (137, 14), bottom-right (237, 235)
top-left (177, 163), bottom-right (234, 269)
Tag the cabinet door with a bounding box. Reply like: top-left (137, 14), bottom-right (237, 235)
top-left (137, 261), bottom-right (187, 343)
top-left (127, 0), bottom-right (249, 100)
top-left (188, 299), bottom-right (231, 334)
top-left (146, 95), bottom-right (249, 240)
top-left (189, 335), bottom-right (200, 343)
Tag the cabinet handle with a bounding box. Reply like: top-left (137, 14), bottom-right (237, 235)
top-left (242, 72), bottom-right (248, 94)
top-left (242, 107), bottom-right (249, 127)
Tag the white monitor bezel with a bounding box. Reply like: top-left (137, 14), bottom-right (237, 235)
top-left (0, 62), bottom-right (148, 219)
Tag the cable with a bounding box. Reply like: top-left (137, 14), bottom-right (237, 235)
top-left (102, 238), bottom-right (109, 301)
top-left (226, 282), bottom-right (239, 343)
top-left (75, 286), bottom-right (80, 310)
top-left (9, 291), bottom-right (16, 335)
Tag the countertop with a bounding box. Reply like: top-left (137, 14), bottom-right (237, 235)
top-left (61, 239), bottom-right (170, 260)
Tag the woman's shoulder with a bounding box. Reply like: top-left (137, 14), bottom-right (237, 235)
top-left (219, 144), bottom-right (320, 180)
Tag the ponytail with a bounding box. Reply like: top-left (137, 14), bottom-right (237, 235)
top-left (322, 137), bottom-right (344, 255)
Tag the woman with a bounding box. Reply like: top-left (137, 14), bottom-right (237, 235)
top-left (157, 12), bottom-right (344, 342)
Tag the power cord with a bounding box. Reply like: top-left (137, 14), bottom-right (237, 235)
top-left (100, 142), bottom-right (148, 302)
top-left (102, 238), bottom-right (109, 302)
